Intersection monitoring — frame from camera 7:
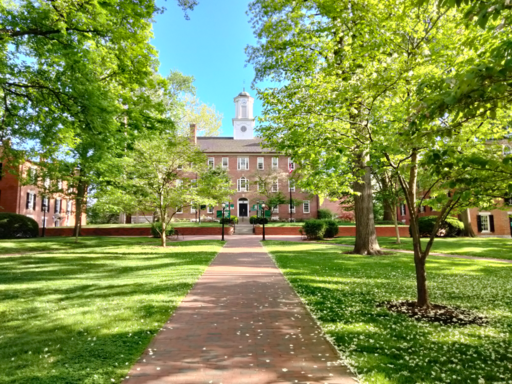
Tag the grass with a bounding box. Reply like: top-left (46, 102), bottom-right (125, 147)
top-left (323, 236), bottom-right (512, 260)
top-left (75, 222), bottom-right (222, 228)
top-left (265, 241), bottom-right (512, 384)
top-left (0, 236), bottom-right (161, 255)
top-left (0, 239), bottom-right (224, 383)
top-left (263, 222), bottom-right (406, 227)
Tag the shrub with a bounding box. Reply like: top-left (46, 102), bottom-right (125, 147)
top-left (317, 208), bottom-right (335, 220)
top-left (303, 219), bottom-right (327, 240)
top-left (230, 215), bottom-right (239, 224)
top-left (219, 218), bottom-right (231, 224)
top-left (323, 220), bottom-right (339, 238)
top-left (411, 216), bottom-right (464, 238)
top-left (0, 213), bottom-right (39, 239)
top-left (250, 215), bottom-right (258, 224)
top-left (150, 222), bottom-right (174, 238)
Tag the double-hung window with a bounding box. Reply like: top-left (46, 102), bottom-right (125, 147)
top-left (479, 214), bottom-right (490, 232)
top-left (237, 157), bottom-right (249, 170)
top-left (55, 198), bottom-right (61, 214)
top-left (222, 157), bottom-right (229, 169)
top-left (191, 203), bottom-right (196, 214)
top-left (303, 200), bottom-right (310, 214)
top-left (238, 177), bottom-right (249, 192)
top-left (272, 205), bottom-right (279, 213)
top-left (66, 200), bottom-right (73, 215)
top-left (400, 204), bottom-right (406, 216)
top-left (176, 206), bottom-right (183, 214)
top-left (208, 157), bottom-right (215, 168)
top-left (288, 179), bottom-right (295, 192)
top-left (271, 180), bottom-right (279, 192)
top-left (207, 205), bottom-right (214, 214)
top-left (272, 157), bottom-right (279, 169)
top-left (288, 201), bottom-right (296, 213)
top-left (26, 192), bottom-right (36, 210)
top-left (257, 157), bottom-right (264, 170)
top-left (42, 196), bottom-right (50, 212)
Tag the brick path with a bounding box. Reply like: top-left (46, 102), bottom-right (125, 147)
top-left (124, 235), bottom-right (356, 384)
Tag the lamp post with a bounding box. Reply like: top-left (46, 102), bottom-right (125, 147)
top-left (221, 203), bottom-right (226, 241)
top-left (261, 203), bottom-right (266, 241)
top-left (42, 198), bottom-right (47, 237)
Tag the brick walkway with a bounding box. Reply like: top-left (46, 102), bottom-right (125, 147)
top-left (124, 236), bottom-right (355, 384)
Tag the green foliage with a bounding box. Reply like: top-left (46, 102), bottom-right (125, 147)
top-left (317, 208), bottom-right (335, 220)
top-left (0, 213), bottom-right (39, 239)
top-left (322, 220), bottom-right (339, 238)
top-left (250, 215), bottom-right (258, 224)
top-left (151, 222), bottom-right (174, 238)
top-left (412, 216), bottom-right (464, 238)
top-left (302, 219), bottom-right (327, 240)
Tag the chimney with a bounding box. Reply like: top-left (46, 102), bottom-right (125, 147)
top-left (190, 123), bottom-right (197, 145)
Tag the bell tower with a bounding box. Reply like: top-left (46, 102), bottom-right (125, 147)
top-left (232, 90), bottom-right (255, 140)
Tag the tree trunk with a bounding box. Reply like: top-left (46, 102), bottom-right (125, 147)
top-left (414, 255), bottom-right (429, 308)
top-left (393, 204), bottom-right (401, 244)
top-left (461, 209), bottom-right (476, 237)
top-left (353, 152), bottom-right (381, 255)
top-left (73, 177), bottom-right (87, 242)
top-left (380, 175), bottom-right (394, 221)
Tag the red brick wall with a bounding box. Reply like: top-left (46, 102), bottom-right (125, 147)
top-left (469, 207), bottom-right (512, 237)
top-left (254, 225), bottom-right (410, 237)
top-left (41, 226), bottom-right (234, 237)
top-left (170, 154), bottom-right (319, 222)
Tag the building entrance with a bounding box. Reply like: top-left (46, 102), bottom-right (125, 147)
top-left (238, 198), bottom-right (249, 217)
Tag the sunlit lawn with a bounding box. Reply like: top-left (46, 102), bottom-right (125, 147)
top-left (0, 236), bottom-right (160, 255)
top-left (0, 239), bottom-right (224, 383)
top-left (265, 241), bottom-right (512, 384)
top-left (323, 236), bottom-right (512, 260)
top-left (79, 222), bottom-right (221, 228)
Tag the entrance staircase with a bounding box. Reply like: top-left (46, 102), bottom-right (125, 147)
top-left (234, 223), bottom-right (253, 235)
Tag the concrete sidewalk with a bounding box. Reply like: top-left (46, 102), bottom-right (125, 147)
top-left (124, 236), bottom-right (355, 384)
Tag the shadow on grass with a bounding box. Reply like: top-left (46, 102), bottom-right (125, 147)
top-left (264, 241), bottom-right (512, 383)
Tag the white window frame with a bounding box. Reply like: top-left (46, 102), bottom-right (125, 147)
top-left (272, 157), bottom-right (279, 169)
top-left (257, 157), bottom-right (264, 170)
top-left (272, 205), bottom-right (279, 213)
top-left (419, 205), bottom-right (426, 213)
top-left (237, 157), bottom-right (249, 170)
top-left (42, 196), bottom-right (50, 213)
top-left (55, 198), bottom-right (61, 213)
top-left (238, 177), bottom-right (249, 192)
top-left (479, 213), bottom-right (491, 232)
top-left (191, 203), bottom-right (196, 214)
top-left (271, 180), bottom-right (279, 193)
top-left (303, 200), bottom-right (310, 214)
top-left (208, 157), bottom-right (215, 168)
top-left (288, 202), bottom-right (296, 213)
top-left (177, 164), bottom-right (183, 170)
top-left (241, 105), bottom-right (247, 118)
top-left (27, 192), bottom-right (36, 211)
top-left (44, 178), bottom-right (50, 188)
top-left (207, 205), bottom-right (214, 214)
top-left (66, 200), bottom-right (73, 215)
top-left (222, 157), bottom-right (229, 169)
top-left (176, 206), bottom-right (183, 214)
top-left (288, 179), bottom-right (295, 192)
top-left (57, 180), bottom-right (63, 190)
top-left (400, 204), bottom-right (406, 216)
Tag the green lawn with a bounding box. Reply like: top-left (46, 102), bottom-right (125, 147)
top-left (0, 236), bottom-right (160, 255)
top-left (323, 236), bottom-right (512, 260)
top-left (75, 222), bottom-right (222, 228)
top-left (265, 241), bottom-right (512, 384)
top-left (0, 239), bottom-right (224, 383)
top-left (263, 222), bottom-right (405, 227)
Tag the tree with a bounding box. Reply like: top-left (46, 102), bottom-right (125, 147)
top-left (96, 135), bottom-right (233, 247)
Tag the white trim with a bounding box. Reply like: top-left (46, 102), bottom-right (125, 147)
top-left (303, 200), bottom-right (310, 214)
top-left (478, 212), bottom-right (491, 216)
top-left (222, 157), bottom-right (229, 169)
top-left (272, 157), bottom-right (279, 169)
top-left (272, 180), bottom-right (278, 192)
top-left (207, 205), bottom-right (214, 214)
top-left (176, 207), bottom-right (183, 214)
top-left (238, 198), bottom-right (249, 218)
top-left (288, 179), bottom-right (295, 192)
top-left (208, 157), bottom-right (215, 168)
top-left (237, 177), bottom-right (249, 192)
top-left (237, 157), bottom-right (249, 170)
top-left (479, 214), bottom-right (490, 232)
top-left (257, 157), bottom-right (264, 170)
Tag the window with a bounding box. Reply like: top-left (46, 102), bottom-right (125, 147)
top-left (288, 202), bottom-right (296, 213)
top-left (237, 177), bottom-right (249, 192)
top-left (272, 157), bottom-right (279, 169)
top-left (257, 157), bottom-right (264, 170)
top-left (272, 205), bottom-right (279, 213)
top-left (54, 219), bottom-right (60, 227)
top-left (177, 164), bottom-right (183, 170)
top-left (176, 206), bottom-right (183, 214)
top-left (222, 157), bottom-right (229, 169)
top-left (66, 200), bottom-right (72, 215)
top-left (41, 196), bottom-right (49, 212)
top-left (288, 158), bottom-right (295, 172)
top-left (257, 181), bottom-right (265, 191)
top-left (26, 192), bottom-right (36, 210)
top-left (241, 105), bottom-right (247, 118)
top-left (237, 157), bottom-right (249, 170)
top-left (479, 214), bottom-right (490, 232)
top-left (288, 179), bottom-right (295, 192)
top-left (44, 178), bottom-right (50, 188)
top-left (505, 197), bottom-right (512, 206)
top-left (419, 205), bottom-right (426, 213)
top-left (272, 180), bottom-right (279, 192)
top-left (207, 205), bottom-right (214, 214)
top-left (400, 204), bottom-right (406, 216)
top-left (55, 198), bottom-right (61, 214)
top-left (29, 167), bottom-right (37, 184)
top-left (191, 204), bottom-right (196, 214)
top-left (57, 180), bottom-right (63, 190)
top-left (303, 200), bottom-right (310, 214)
top-left (208, 157), bottom-right (215, 168)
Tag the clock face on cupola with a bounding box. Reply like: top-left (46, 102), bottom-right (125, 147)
top-left (232, 90), bottom-right (255, 140)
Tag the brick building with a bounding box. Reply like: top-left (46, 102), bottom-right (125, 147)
top-left (152, 90), bottom-right (336, 223)
top-left (0, 157), bottom-right (84, 228)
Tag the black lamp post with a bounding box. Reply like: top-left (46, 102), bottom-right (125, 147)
top-left (261, 203), bottom-right (266, 241)
top-left (221, 203), bottom-right (226, 241)
top-left (42, 199), bottom-right (47, 237)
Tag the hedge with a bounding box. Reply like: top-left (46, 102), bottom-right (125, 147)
top-left (303, 219), bottom-right (327, 240)
top-left (0, 213), bottom-right (39, 239)
top-left (411, 216), bottom-right (464, 238)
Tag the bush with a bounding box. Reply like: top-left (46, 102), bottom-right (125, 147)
top-left (323, 220), bottom-right (339, 238)
top-left (0, 213), bottom-right (39, 239)
top-left (250, 215), bottom-right (258, 224)
top-left (317, 208), bottom-right (335, 220)
top-left (303, 219), bottom-right (327, 240)
top-left (150, 222), bottom-right (174, 238)
top-left (411, 216), bottom-right (464, 238)
top-left (230, 215), bottom-right (239, 224)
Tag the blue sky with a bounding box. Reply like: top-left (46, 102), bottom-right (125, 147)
top-left (152, 0), bottom-right (261, 137)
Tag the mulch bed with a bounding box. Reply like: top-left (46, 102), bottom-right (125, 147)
top-left (379, 300), bottom-right (487, 326)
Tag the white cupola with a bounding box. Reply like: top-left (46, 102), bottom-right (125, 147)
top-left (232, 90), bottom-right (255, 140)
